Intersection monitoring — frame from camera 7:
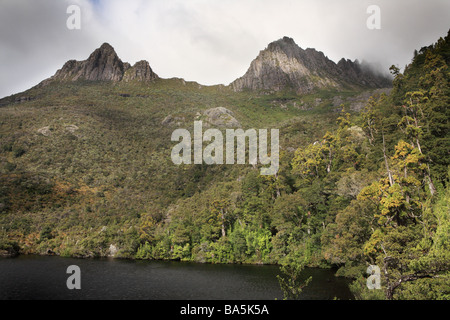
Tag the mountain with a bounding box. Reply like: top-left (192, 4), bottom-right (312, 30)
top-left (28, 39), bottom-right (390, 95)
top-left (231, 36), bottom-right (392, 93)
top-left (41, 43), bottom-right (158, 85)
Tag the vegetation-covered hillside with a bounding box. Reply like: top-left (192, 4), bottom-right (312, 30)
top-left (1, 31), bottom-right (449, 300)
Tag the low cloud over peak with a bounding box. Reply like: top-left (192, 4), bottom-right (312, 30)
top-left (1, 0), bottom-right (449, 98)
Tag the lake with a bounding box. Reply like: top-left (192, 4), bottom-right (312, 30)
top-left (0, 255), bottom-right (353, 300)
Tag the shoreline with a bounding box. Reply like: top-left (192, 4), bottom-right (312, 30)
top-left (0, 251), bottom-right (340, 273)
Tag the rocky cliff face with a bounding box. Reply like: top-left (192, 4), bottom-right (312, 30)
top-left (123, 60), bottom-right (157, 82)
top-left (50, 43), bottom-right (157, 83)
top-left (231, 37), bottom-right (391, 93)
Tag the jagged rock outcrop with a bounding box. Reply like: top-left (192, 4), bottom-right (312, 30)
top-left (203, 107), bottom-right (240, 128)
top-left (49, 43), bottom-right (157, 83)
top-left (123, 60), bottom-right (158, 82)
top-left (231, 36), bottom-right (391, 93)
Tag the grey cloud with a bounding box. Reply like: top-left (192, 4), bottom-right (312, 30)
top-left (0, 0), bottom-right (99, 98)
top-left (1, 0), bottom-right (449, 98)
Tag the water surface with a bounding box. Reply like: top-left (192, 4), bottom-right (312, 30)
top-left (0, 255), bottom-right (353, 300)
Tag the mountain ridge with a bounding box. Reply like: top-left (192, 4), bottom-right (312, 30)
top-left (29, 37), bottom-right (391, 96)
top-left (231, 36), bottom-right (392, 93)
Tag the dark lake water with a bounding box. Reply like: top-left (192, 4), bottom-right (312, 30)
top-left (0, 255), bottom-right (353, 300)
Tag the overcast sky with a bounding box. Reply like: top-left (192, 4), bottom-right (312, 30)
top-left (1, 0), bottom-right (449, 98)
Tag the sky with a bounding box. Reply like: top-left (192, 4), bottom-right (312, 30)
top-left (1, 0), bottom-right (449, 98)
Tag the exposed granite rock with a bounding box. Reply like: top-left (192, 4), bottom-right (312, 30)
top-left (123, 60), bottom-right (158, 82)
top-left (108, 244), bottom-right (118, 257)
top-left (346, 88), bottom-right (392, 111)
top-left (203, 107), bottom-right (240, 128)
top-left (15, 96), bottom-right (35, 103)
top-left (65, 124), bottom-right (79, 134)
top-left (53, 43), bottom-right (126, 81)
top-left (37, 126), bottom-right (52, 136)
top-left (162, 108), bottom-right (239, 128)
top-left (49, 43), bottom-right (158, 83)
top-left (161, 115), bottom-right (185, 126)
top-left (231, 36), bottom-right (392, 93)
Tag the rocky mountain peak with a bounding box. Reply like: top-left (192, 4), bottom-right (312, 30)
top-left (231, 36), bottom-right (391, 93)
top-left (267, 36), bottom-right (297, 52)
top-left (80, 42), bottom-right (124, 81)
top-left (49, 43), bottom-right (157, 83)
top-left (98, 42), bottom-right (116, 54)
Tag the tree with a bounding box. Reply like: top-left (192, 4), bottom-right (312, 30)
top-left (399, 91), bottom-right (437, 195)
top-left (277, 254), bottom-right (312, 300)
top-left (336, 106), bottom-right (351, 130)
top-left (361, 94), bottom-right (395, 186)
top-left (356, 139), bottom-right (448, 299)
top-left (362, 96), bottom-right (379, 145)
top-left (291, 142), bottom-right (326, 180)
top-left (417, 51), bottom-right (450, 182)
top-left (322, 198), bottom-right (375, 267)
top-left (211, 199), bottom-right (231, 238)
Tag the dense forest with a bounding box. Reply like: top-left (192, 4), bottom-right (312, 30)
top-left (1, 31), bottom-right (449, 300)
